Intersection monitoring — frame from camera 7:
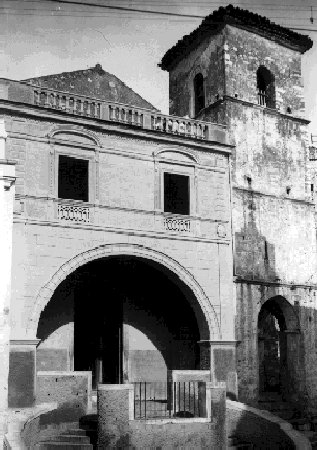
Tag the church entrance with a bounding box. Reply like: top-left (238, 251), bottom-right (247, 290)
top-left (36, 255), bottom-right (207, 387)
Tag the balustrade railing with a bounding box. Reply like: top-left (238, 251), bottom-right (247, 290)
top-left (164, 216), bottom-right (191, 232)
top-left (108, 104), bottom-right (143, 126)
top-left (1, 79), bottom-right (227, 142)
top-left (151, 114), bottom-right (209, 139)
top-left (58, 203), bottom-right (90, 223)
top-left (33, 88), bottom-right (102, 119)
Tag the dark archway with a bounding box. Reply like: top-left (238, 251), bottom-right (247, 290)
top-left (258, 296), bottom-right (300, 400)
top-left (257, 66), bottom-right (275, 108)
top-left (37, 255), bottom-right (209, 387)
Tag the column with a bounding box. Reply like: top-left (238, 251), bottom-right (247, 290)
top-left (98, 384), bottom-right (133, 447)
top-left (199, 340), bottom-right (237, 399)
top-left (0, 117), bottom-right (15, 445)
top-left (8, 339), bottom-right (40, 408)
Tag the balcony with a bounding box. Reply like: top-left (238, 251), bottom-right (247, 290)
top-left (0, 79), bottom-right (228, 144)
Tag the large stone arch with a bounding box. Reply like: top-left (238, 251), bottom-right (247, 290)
top-left (28, 243), bottom-right (220, 340)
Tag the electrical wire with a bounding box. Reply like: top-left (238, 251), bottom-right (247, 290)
top-left (1, 0), bottom-right (317, 31)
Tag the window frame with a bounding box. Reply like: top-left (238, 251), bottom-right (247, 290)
top-left (156, 160), bottom-right (196, 217)
top-left (58, 154), bottom-right (89, 202)
top-left (163, 171), bottom-right (190, 216)
top-left (53, 147), bottom-right (96, 204)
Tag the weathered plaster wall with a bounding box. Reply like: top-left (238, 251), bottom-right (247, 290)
top-left (167, 21), bottom-right (317, 407)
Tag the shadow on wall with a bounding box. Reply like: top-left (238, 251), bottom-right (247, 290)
top-left (234, 183), bottom-right (308, 410)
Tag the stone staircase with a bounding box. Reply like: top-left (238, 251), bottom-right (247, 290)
top-left (227, 435), bottom-right (254, 449)
top-left (35, 417), bottom-right (97, 449)
top-left (257, 394), bottom-right (317, 449)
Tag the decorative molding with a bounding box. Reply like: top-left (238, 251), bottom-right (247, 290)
top-left (47, 126), bottom-right (101, 147)
top-left (10, 339), bottom-right (41, 347)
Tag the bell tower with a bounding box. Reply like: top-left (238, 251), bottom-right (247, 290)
top-left (161, 5), bottom-right (317, 408)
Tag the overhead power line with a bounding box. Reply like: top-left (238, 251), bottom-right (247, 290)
top-left (1, 0), bottom-right (317, 32)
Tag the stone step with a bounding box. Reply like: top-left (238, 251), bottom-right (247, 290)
top-left (40, 421), bottom-right (80, 432)
top-left (53, 434), bottom-right (91, 444)
top-left (36, 442), bottom-right (93, 450)
top-left (60, 429), bottom-right (87, 436)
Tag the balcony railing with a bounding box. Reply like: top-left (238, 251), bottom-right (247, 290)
top-left (34, 89), bottom-right (102, 118)
top-left (58, 203), bottom-right (90, 223)
top-left (0, 79), bottom-right (227, 143)
top-left (164, 216), bottom-right (191, 232)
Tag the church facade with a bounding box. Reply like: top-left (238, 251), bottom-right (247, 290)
top-left (0, 3), bottom-right (316, 444)
top-left (0, 63), bottom-right (235, 412)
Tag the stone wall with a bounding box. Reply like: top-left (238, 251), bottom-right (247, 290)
top-left (97, 382), bottom-right (226, 448)
top-left (36, 371), bottom-right (92, 423)
top-left (166, 19), bottom-right (317, 407)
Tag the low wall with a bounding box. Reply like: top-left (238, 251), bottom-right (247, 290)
top-left (4, 402), bottom-right (57, 449)
top-left (226, 400), bottom-right (311, 450)
top-left (129, 419), bottom-right (218, 448)
top-left (36, 348), bottom-right (69, 371)
top-left (97, 382), bottom-right (226, 448)
top-left (36, 371), bottom-right (92, 424)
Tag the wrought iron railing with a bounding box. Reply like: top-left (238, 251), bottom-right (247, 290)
top-left (164, 217), bottom-right (191, 232)
top-left (57, 203), bottom-right (90, 222)
top-left (133, 381), bottom-right (203, 419)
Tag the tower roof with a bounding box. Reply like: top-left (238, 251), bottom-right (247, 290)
top-left (24, 64), bottom-right (157, 110)
top-left (160, 4), bottom-right (313, 71)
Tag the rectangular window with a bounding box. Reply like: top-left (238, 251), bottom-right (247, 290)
top-left (164, 172), bottom-right (189, 215)
top-left (58, 155), bottom-right (89, 202)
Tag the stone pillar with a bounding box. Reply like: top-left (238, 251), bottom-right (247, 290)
top-left (0, 117), bottom-right (15, 445)
top-left (97, 384), bottom-right (133, 448)
top-left (206, 381), bottom-right (226, 449)
top-left (199, 340), bottom-right (237, 399)
top-left (8, 339), bottom-right (40, 408)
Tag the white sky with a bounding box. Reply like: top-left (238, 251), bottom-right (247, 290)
top-left (1, 0), bottom-right (317, 136)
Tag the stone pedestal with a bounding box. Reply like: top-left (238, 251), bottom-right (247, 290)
top-left (97, 384), bottom-right (133, 448)
top-left (206, 381), bottom-right (226, 447)
top-left (199, 340), bottom-right (237, 399)
top-left (8, 340), bottom-right (40, 408)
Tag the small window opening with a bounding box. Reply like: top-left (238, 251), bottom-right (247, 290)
top-left (257, 66), bottom-right (276, 108)
top-left (58, 155), bottom-right (89, 201)
top-left (264, 240), bottom-right (268, 261)
top-left (193, 73), bottom-right (205, 116)
top-left (286, 186), bottom-right (291, 195)
top-left (164, 172), bottom-right (189, 215)
top-left (311, 183), bottom-right (314, 193)
top-left (286, 107), bottom-right (292, 114)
